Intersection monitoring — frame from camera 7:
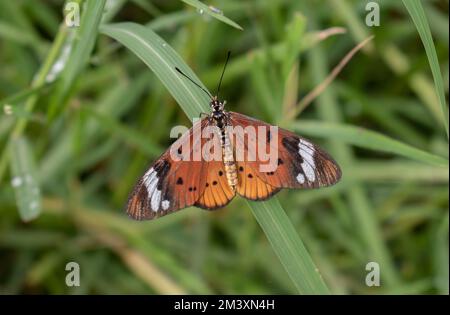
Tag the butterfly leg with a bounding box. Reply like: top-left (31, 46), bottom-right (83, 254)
top-left (199, 112), bottom-right (210, 119)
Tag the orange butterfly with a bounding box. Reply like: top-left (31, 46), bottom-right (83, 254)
top-left (126, 53), bottom-right (341, 220)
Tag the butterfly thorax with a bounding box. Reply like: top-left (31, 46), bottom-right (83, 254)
top-left (210, 98), bottom-right (238, 191)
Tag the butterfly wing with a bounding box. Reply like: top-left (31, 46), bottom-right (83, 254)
top-left (229, 111), bottom-right (341, 199)
top-left (194, 159), bottom-right (236, 209)
top-left (126, 118), bottom-right (234, 220)
top-left (234, 159), bottom-right (281, 201)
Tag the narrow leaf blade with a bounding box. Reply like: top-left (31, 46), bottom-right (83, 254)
top-left (402, 0), bottom-right (449, 138)
top-left (9, 137), bottom-right (41, 222)
top-left (181, 0), bottom-right (243, 30)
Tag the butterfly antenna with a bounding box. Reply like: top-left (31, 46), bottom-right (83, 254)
top-left (216, 51), bottom-right (231, 99)
top-left (175, 67), bottom-right (213, 99)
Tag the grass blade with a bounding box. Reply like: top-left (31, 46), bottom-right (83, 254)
top-left (180, 0), bottom-right (243, 30)
top-left (0, 18), bottom-right (73, 183)
top-left (101, 22), bottom-right (210, 118)
top-left (402, 0), bottom-right (449, 138)
top-left (48, 0), bottom-right (106, 119)
top-left (0, 83), bottom-right (52, 105)
top-left (9, 137), bottom-right (41, 222)
top-left (293, 120), bottom-right (448, 168)
top-left (249, 198), bottom-right (330, 294)
top-left (101, 22), bottom-right (330, 294)
top-left (81, 106), bottom-right (162, 156)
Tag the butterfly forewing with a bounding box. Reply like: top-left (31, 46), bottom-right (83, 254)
top-left (127, 118), bottom-right (213, 220)
top-left (229, 112), bottom-right (341, 193)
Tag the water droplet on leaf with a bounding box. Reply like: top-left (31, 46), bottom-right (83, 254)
top-left (209, 5), bottom-right (223, 15)
top-left (3, 104), bottom-right (13, 115)
top-left (11, 176), bottom-right (22, 187)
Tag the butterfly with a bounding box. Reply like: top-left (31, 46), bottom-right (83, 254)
top-left (126, 52), bottom-right (341, 220)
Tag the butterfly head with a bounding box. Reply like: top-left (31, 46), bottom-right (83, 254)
top-left (210, 96), bottom-right (225, 113)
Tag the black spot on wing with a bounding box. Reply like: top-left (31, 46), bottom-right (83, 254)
top-left (154, 159), bottom-right (171, 190)
top-left (282, 137), bottom-right (298, 154)
top-left (281, 136), bottom-right (304, 164)
top-left (281, 137), bottom-right (306, 180)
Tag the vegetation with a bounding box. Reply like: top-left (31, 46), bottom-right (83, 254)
top-left (0, 0), bottom-right (448, 294)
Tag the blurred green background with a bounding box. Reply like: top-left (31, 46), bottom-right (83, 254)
top-left (0, 0), bottom-right (448, 294)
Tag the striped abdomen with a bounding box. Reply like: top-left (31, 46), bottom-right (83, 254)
top-left (221, 129), bottom-right (238, 191)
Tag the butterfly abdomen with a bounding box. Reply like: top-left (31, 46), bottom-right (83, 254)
top-left (218, 122), bottom-right (237, 191)
top-left (223, 136), bottom-right (238, 191)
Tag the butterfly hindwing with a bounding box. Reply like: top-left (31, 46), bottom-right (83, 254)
top-left (194, 160), bottom-right (236, 209)
top-left (235, 159), bottom-right (281, 200)
top-left (229, 111), bottom-right (341, 195)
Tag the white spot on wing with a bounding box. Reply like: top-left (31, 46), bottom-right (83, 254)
top-left (151, 189), bottom-right (162, 212)
top-left (146, 175), bottom-right (158, 196)
top-left (302, 162), bottom-right (316, 182)
top-left (143, 168), bottom-right (155, 185)
top-left (298, 139), bottom-right (316, 182)
top-left (296, 173), bottom-right (305, 184)
top-left (143, 167), bottom-right (165, 212)
top-left (143, 168), bottom-right (158, 195)
top-left (162, 200), bottom-right (170, 210)
top-left (299, 139), bottom-right (314, 155)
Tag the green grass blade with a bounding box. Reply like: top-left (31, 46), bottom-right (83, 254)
top-left (0, 18), bottom-right (71, 183)
top-left (131, 0), bottom-right (161, 17)
top-left (100, 22), bottom-right (330, 294)
top-left (146, 11), bottom-right (196, 31)
top-left (292, 120), bottom-right (448, 168)
top-left (201, 27), bottom-right (346, 88)
top-left (9, 137), bottom-right (41, 222)
top-left (180, 0), bottom-right (243, 30)
top-left (282, 13), bottom-right (306, 78)
top-left (101, 22), bottom-right (210, 118)
top-left (48, 0), bottom-right (106, 119)
top-left (0, 20), bottom-right (42, 48)
top-left (81, 106), bottom-right (162, 156)
top-left (0, 83), bottom-right (52, 106)
top-left (402, 0), bottom-right (449, 138)
top-left (433, 212), bottom-right (449, 294)
top-left (249, 198), bottom-right (330, 294)
top-left (305, 17), bottom-right (401, 287)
